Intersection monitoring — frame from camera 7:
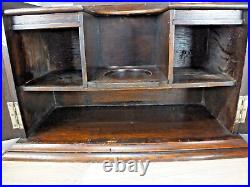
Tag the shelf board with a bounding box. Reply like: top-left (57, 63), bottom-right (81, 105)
top-left (173, 67), bottom-right (235, 87)
top-left (88, 66), bottom-right (167, 88)
top-left (21, 68), bottom-right (235, 92)
top-left (22, 70), bottom-right (85, 91)
top-left (28, 105), bottom-right (236, 144)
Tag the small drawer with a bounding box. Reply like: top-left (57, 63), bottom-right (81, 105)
top-left (12, 13), bottom-right (80, 30)
top-left (173, 10), bottom-right (243, 25)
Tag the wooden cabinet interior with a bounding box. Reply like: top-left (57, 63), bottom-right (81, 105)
top-left (2, 3), bottom-right (248, 162)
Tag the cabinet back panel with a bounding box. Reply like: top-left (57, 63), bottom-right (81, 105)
top-left (174, 26), bottom-right (208, 68)
top-left (88, 16), bottom-right (158, 67)
top-left (54, 89), bottom-right (203, 107)
top-left (174, 25), bottom-right (246, 76)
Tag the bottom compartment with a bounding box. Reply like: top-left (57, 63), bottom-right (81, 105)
top-left (27, 105), bottom-right (234, 143)
top-left (4, 104), bottom-right (248, 162)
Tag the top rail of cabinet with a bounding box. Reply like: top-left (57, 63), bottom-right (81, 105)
top-left (3, 3), bottom-right (248, 16)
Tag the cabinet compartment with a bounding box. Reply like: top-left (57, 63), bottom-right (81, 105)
top-left (27, 105), bottom-right (234, 144)
top-left (10, 28), bottom-right (86, 89)
top-left (84, 12), bottom-right (171, 87)
top-left (173, 25), bottom-right (239, 86)
top-left (3, 3), bottom-right (248, 162)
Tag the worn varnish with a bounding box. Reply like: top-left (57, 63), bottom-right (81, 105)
top-left (2, 3), bottom-right (248, 162)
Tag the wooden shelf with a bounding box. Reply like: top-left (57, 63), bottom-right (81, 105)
top-left (173, 67), bottom-right (235, 87)
top-left (88, 66), bottom-right (167, 88)
top-left (27, 105), bottom-right (236, 144)
top-left (21, 67), bottom-right (235, 91)
top-left (6, 104), bottom-right (246, 162)
top-left (22, 70), bottom-right (85, 91)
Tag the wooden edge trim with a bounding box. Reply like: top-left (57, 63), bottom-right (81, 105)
top-left (3, 147), bottom-right (248, 163)
top-left (3, 3), bottom-right (248, 16)
top-left (19, 80), bottom-right (236, 92)
top-left (4, 6), bottom-right (84, 16)
top-left (12, 23), bottom-right (80, 30)
top-left (168, 3), bottom-right (248, 10)
top-left (82, 7), bottom-right (167, 16)
top-left (173, 20), bottom-right (243, 26)
top-left (10, 138), bottom-right (247, 153)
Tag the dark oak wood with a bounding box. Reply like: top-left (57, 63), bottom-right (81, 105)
top-left (2, 21), bottom-right (26, 140)
top-left (204, 13), bottom-right (248, 131)
top-left (2, 3), bottom-right (248, 162)
top-left (9, 138), bottom-right (247, 153)
top-left (173, 68), bottom-right (235, 86)
top-left (25, 105), bottom-right (234, 144)
top-left (3, 148), bottom-right (248, 163)
top-left (54, 89), bottom-right (202, 107)
top-left (23, 70), bottom-right (83, 87)
top-left (88, 66), bottom-right (167, 88)
top-left (84, 14), bottom-right (169, 85)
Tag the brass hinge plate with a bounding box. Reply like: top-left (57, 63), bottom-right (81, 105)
top-left (235, 96), bottom-right (248, 124)
top-left (7, 102), bottom-right (24, 129)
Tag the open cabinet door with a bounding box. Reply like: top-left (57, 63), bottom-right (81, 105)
top-left (2, 21), bottom-right (26, 140)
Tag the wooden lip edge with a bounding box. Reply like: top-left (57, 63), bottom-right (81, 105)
top-left (3, 6), bottom-right (84, 16)
top-left (3, 147), bottom-right (248, 163)
top-left (82, 7), bottom-right (167, 16)
top-left (3, 3), bottom-right (248, 16)
top-left (19, 80), bottom-right (236, 92)
top-left (12, 23), bottom-right (80, 30)
top-left (10, 138), bottom-right (248, 153)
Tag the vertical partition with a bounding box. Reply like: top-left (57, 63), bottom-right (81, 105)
top-left (167, 10), bottom-right (175, 84)
top-left (78, 12), bottom-right (88, 87)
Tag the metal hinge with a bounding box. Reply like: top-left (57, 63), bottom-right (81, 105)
top-left (7, 102), bottom-right (24, 129)
top-left (235, 96), bottom-right (248, 124)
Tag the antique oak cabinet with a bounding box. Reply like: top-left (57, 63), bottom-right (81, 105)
top-left (2, 3), bottom-right (248, 162)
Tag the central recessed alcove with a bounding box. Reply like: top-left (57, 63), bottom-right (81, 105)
top-left (84, 12), bottom-right (171, 87)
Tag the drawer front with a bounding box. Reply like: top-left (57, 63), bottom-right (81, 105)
top-left (174, 10), bottom-right (243, 25)
top-left (12, 13), bottom-right (80, 30)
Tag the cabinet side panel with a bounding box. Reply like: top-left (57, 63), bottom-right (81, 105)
top-left (2, 61), bottom-right (26, 140)
top-left (204, 11), bottom-right (248, 131)
top-left (3, 16), bottom-right (56, 134)
top-left (2, 19), bottom-right (26, 140)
